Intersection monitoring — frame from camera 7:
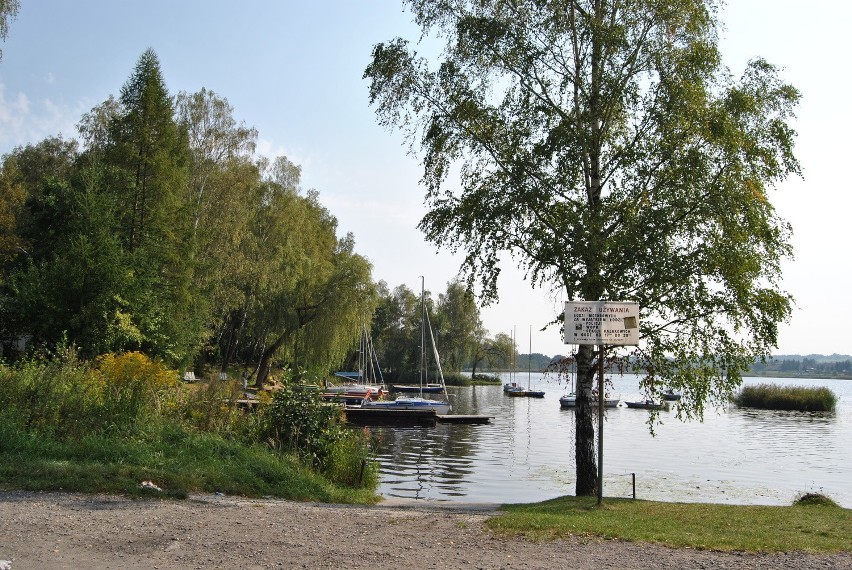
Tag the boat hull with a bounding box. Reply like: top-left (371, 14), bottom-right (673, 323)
top-left (625, 400), bottom-right (665, 410)
top-left (361, 397), bottom-right (451, 415)
top-left (344, 407), bottom-right (438, 426)
top-left (390, 384), bottom-right (446, 394)
top-left (559, 395), bottom-right (620, 408)
top-left (504, 382), bottom-right (544, 397)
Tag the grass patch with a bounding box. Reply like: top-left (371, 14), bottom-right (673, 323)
top-left (0, 420), bottom-right (378, 503)
top-left (487, 495), bottom-right (851, 553)
top-left (733, 383), bottom-right (837, 411)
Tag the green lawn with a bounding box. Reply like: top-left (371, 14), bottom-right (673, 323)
top-left (487, 495), bottom-right (852, 553)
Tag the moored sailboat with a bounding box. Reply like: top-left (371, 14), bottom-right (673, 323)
top-left (506, 325), bottom-right (545, 398)
top-left (323, 325), bottom-right (386, 405)
top-left (361, 277), bottom-right (451, 414)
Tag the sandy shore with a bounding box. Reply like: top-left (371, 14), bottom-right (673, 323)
top-left (0, 491), bottom-right (849, 569)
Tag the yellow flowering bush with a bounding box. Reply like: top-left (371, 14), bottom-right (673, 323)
top-left (95, 351), bottom-right (179, 416)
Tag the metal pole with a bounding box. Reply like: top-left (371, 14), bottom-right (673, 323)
top-left (597, 344), bottom-right (605, 506)
top-left (632, 472), bottom-right (636, 500)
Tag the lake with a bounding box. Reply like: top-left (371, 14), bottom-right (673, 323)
top-left (370, 373), bottom-right (852, 507)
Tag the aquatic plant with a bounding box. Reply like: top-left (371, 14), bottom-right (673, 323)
top-left (733, 383), bottom-right (837, 412)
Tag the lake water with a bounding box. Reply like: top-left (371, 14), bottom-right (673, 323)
top-left (370, 373), bottom-right (852, 507)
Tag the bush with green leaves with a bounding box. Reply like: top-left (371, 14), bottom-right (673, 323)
top-left (259, 386), bottom-right (375, 487)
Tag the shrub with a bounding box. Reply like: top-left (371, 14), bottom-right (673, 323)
top-left (175, 378), bottom-right (262, 441)
top-left (0, 351), bottom-right (104, 438)
top-left (259, 386), bottom-right (375, 487)
top-left (0, 350), bottom-right (182, 439)
top-left (93, 351), bottom-right (179, 430)
top-left (733, 383), bottom-right (837, 412)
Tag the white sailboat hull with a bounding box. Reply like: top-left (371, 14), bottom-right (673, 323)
top-left (361, 396), bottom-right (451, 415)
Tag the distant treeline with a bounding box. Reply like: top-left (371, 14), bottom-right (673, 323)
top-left (478, 353), bottom-right (852, 380)
top-left (466, 353), bottom-right (556, 373)
top-left (748, 355), bottom-right (852, 378)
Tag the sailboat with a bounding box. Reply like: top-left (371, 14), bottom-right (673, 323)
top-left (323, 325), bottom-right (387, 405)
top-left (558, 348), bottom-right (619, 407)
top-left (506, 325), bottom-right (545, 398)
top-left (361, 277), bottom-right (451, 414)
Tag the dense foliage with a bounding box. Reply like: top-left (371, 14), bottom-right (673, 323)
top-left (0, 50), bottom-right (376, 385)
top-left (0, 48), bottom-right (512, 389)
top-left (260, 386), bottom-right (375, 487)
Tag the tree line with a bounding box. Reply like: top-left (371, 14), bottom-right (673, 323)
top-left (749, 357), bottom-right (852, 377)
top-left (0, 48), bottom-right (511, 387)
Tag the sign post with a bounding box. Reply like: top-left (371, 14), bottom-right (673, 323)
top-left (564, 301), bottom-right (639, 506)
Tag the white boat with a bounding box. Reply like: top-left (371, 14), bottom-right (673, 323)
top-left (559, 393), bottom-right (620, 408)
top-left (503, 381), bottom-right (523, 393)
top-left (362, 277), bottom-right (451, 414)
top-left (391, 383), bottom-right (445, 393)
top-left (360, 396), bottom-right (451, 415)
top-left (322, 382), bottom-right (381, 405)
top-left (323, 326), bottom-right (387, 403)
top-left (503, 326), bottom-right (546, 398)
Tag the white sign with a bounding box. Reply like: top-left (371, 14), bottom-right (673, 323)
top-left (564, 301), bottom-right (640, 346)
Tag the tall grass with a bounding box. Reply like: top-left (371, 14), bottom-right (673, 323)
top-left (733, 383), bottom-right (837, 412)
top-left (0, 351), bottom-right (379, 500)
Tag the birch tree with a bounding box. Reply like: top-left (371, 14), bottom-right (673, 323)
top-left (365, 0), bottom-right (799, 496)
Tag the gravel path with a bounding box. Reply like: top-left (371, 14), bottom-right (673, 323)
top-left (0, 491), bottom-right (849, 569)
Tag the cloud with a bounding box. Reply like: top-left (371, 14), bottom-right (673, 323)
top-left (255, 137), bottom-right (313, 176)
top-left (0, 83), bottom-right (83, 154)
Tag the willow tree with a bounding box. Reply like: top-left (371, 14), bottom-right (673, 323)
top-left (365, 0), bottom-right (799, 496)
top-left (227, 157), bottom-right (376, 388)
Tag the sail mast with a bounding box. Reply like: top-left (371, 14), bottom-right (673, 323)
top-left (419, 276), bottom-right (425, 398)
top-left (528, 325), bottom-right (532, 389)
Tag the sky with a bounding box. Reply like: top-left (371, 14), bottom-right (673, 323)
top-left (1, 1), bottom-right (850, 358)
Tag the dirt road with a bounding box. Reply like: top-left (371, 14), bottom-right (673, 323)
top-left (0, 491), bottom-right (849, 569)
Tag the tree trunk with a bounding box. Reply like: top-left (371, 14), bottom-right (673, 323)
top-left (574, 343), bottom-right (598, 496)
top-left (254, 333), bottom-right (287, 389)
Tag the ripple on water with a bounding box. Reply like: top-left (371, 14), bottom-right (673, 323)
top-left (371, 375), bottom-right (852, 507)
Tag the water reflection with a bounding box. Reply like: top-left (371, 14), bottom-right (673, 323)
top-left (368, 374), bottom-right (852, 507)
top-left (375, 425), bottom-right (477, 499)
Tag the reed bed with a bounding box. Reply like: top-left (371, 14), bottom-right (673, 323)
top-left (733, 383), bottom-right (837, 412)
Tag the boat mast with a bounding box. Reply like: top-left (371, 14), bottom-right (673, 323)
top-left (528, 324), bottom-right (532, 390)
top-left (360, 324), bottom-right (366, 383)
top-left (425, 308), bottom-right (447, 394)
top-left (512, 325), bottom-right (516, 385)
top-left (419, 276), bottom-right (425, 398)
